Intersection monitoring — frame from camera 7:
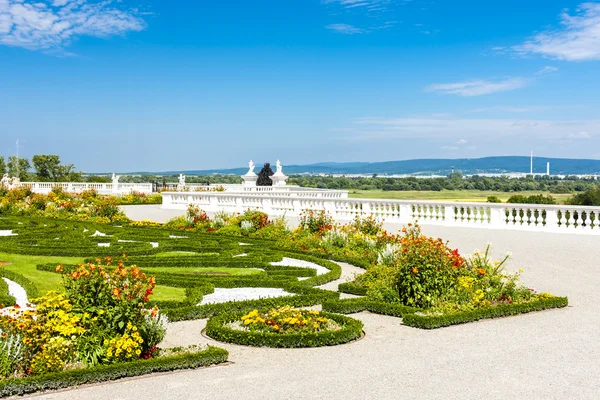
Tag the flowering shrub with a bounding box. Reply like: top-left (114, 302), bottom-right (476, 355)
top-left (104, 323), bottom-right (143, 362)
top-left (350, 215), bottom-right (383, 236)
top-left (0, 187), bottom-right (133, 223)
top-left (240, 307), bottom-right (332, 334)
top-left (299, 210), bottom-right (335, 235)
top-left (0, 259), bottom-right (167, 378)
top-left (390, 224), bottom-right (465, 308)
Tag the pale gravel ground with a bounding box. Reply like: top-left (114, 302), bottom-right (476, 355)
top-left (40, 207), bottom-right (600, 400)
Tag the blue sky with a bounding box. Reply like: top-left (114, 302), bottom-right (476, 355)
top-left (1, 0), bottom-right (600, 172)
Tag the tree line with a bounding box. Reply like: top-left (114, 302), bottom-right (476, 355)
top-left (285, 172), bottom-right (599, 194)
top-left (0, 155), bottom-right (81, 182)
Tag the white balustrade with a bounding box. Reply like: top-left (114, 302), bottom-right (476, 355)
top-left (161, 191), bottom-right (600, 235)
top-left (22, 182), bottom-right (153, 195)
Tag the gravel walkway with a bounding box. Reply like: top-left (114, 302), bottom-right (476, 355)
top-left (46, 207), bottom-right (599, 400)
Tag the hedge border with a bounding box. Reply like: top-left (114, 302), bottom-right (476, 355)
top-left (337, 282), bottom-right (367, 296)
top-left (0, 268), bottom-right (39, 299)
top-left (402, 296), bottom-right (569, 329)
top-left (322, 298), bottom-right (419, 317)
top-left (0, 346), bottom-right (228, 398)
top-left (205, 311), bottom-right (363, 348)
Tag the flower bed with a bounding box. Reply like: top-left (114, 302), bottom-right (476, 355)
top-left (402, 295), bottom-right (568, 329)
top-left (0, 345), bottom-right (227, 398)
top-left (205, 307), bottom-right (363, 348)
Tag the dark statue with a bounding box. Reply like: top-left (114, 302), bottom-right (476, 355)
top-left (256, 163), bottom-right (274, 186)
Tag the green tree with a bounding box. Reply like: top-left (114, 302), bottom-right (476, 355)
top-left (32, 155), bottom-right (81, 182)
top-left (0, 156), bottom-right (5, 175)
top-left (7, 156), bottom-right (30, 180)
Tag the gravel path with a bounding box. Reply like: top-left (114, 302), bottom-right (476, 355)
top-left (49, 207), bottom-right (599, 400)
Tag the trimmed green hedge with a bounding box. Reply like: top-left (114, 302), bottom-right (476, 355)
top-left (402, 296), bottom-right (569, 329)
top-left (0, 268), bottom-right (38, 300)
top-left (0, 276), bottom-right (15, 306)
top-left (337, 282), bottom-right (367, 296)
top-left (164, 284), bottom-right (340, 322)
top-left (0, 346), bottom-right (228, 398)
top-left (322, 298), bottom-right (419, 317)
top-left (205, 311), bottom-right (363, 348)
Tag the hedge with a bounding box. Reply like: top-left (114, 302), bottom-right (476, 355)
top-left (337, 282), bottom-right (367, 296)
top-left (164, 284), bottom-right (340, 322)
top-left (0, 346), bottom-right (228, 398)
top-left (0, 276), bottom-right (15, 307)
top-left (322, 298), bottom-right (419, 317)
top-left (0, 269), bottom-right (39, 299)
top-left (205, 311), bottom-right (363, 348)
top-left (402, 296), bottom-right (569, 329)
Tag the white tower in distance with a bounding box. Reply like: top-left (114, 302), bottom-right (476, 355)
top-left (530, 150), bottom-right (533, 175)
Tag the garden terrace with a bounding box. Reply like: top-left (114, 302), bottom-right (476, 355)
top-left (24, 221), bottom-right (597, 400)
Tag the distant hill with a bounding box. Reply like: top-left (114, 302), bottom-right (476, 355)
top-left (127, 156), bottom-right (600, 176)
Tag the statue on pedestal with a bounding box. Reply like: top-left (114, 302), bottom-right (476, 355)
top-left (248, 160), bottom-right (256, 175)
top-left (177, 174), bottom-right (186, 191)
top-left (271, 160), bottom-right (288, 186)
top-left (256, 163), bottom-right (274, 186)
top-left (111, 173), bottom-right (120, 185)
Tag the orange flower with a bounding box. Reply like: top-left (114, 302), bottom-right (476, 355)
top-left (56, 264), bottom-right (63, 273)
top-left (112, 288), bottom-right (121, 298)
top-left (411, 267), bottom-right (418, 275)
top-left (478, 268), bottom-right (486, 276)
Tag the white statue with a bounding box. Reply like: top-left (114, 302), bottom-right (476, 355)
top-left (111, 173), bottom-right (120, 185)
top-left (0, 174), bottom-right (9, 189)
top-left (275, 160), bottom-right (282, 174)
top-left (248, 160), bottom-right (255, 175)
top-left (177, 174), bottom-right (186, 191)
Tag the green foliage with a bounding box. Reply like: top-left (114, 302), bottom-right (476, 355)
top-left (32, 155), bottom-right (81, 182)
top-left (507, 194), bottom-right (556, 204)
top-left (486, 196), bottom-right (502, 203)
top-left (402, 296), bottom-right (568, 329)
top-left (337, 282), bottom-right (368, 296)
top-left (349, 215), bottom-right (383, 235)
top-left (205, 311), bottom-right (363, 348)
top-left (0, 346), bottom-right (228, 398)
top-left (6, 157), bottom-right (30, 181)
top-left (299, 210), bottom-right (335, 234)
top-left (0, 157), bottom-right (5, 175)
top-left (567, 186), bottom-right (600, 206)
top-left (322, 298), bottom-right (418, 317)
top-left (0, 278), bottom-right (16, 307)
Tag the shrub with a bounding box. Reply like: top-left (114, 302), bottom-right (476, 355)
top-left (299, 210), bottom-right (335, 235)
top-left (486, 196), bottom-right (502, 203)
top-left (350, 215), bottom-right (383, 235)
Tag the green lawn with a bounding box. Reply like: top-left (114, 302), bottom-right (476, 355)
top-left (348, 189), bottom-right (573, 204)
top-left (0, 252), bottom-right (185, 302)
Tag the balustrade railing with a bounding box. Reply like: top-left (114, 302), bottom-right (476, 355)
top-left (21, 182), bottom-right (153, 195)
top-left (161, 191), bottom-right (600, 235)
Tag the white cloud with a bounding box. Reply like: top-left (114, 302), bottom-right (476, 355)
top-left (457, 139), bottom-right (468, 145)
top-left (343, 116), bottom-right (600, 142)
top-left (325, 23), bottom-right (364, 34)
top-left (471, 106), bottom-right (549, 113)
top-left (323, 0), bottom-right (391, 11)
top-left (566, 131), bottom-right (592, 139)
top-left (425, 78), bottom-right (529, 97)
top-left (515, 3), bottom-right (600, 61)
top-left (535, 66), bottom-right (559, 75)
top-left (0, 0), bottom-right (146, 51)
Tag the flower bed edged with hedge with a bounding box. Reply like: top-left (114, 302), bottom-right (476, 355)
top-left (205, 310), bottom-right (363, 348)
top-left (0, 346), bottom-right (228, 398)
